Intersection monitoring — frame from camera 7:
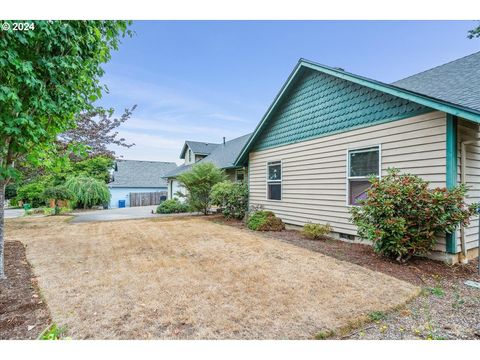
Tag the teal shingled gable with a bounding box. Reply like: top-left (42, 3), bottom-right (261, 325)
top-left (253, 68), bottom-right (433, 151)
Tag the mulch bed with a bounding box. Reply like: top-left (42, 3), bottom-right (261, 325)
top-left (0, 241), bottom-right (51, 340)
top-left (209, 216), bottom-right (480, 285)
top-left (209, 216), bottom-right (480, 339)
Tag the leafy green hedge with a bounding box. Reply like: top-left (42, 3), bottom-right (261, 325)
top-left (156, 199), bottom-right (189, 214)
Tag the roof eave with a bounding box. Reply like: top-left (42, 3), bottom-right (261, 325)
top-left (234, 59), bottom-right (480, 166)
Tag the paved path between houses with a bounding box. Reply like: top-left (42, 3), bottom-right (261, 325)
top-left (4, 208), bottom-right (24, 219)
top-left (69, 205), bottom-right (198, 223)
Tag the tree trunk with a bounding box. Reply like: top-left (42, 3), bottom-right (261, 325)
top-left (0, 180), bottom-right (6, 279)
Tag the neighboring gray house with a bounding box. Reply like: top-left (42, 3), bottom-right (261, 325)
top-left (164, 134), bottom-right (251, 200)
top-left (108, 160), bottom-right (177, 208)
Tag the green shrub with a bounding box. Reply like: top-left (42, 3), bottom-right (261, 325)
top-left (7, 198), bottom-right (19, 207)
top-left (210, 181), bottom-right (249, 219)
top-left (39, 324), bottom-right (66, 340)
top-left (43, 185), bottom-right (73, 214)
top-left (350, 168), bottom-right (478, 262)
top-left (5, 183), bottom-right (18, 199)
top-left (65, 176), bottom-right (110, 209)
top-left (247, 210), bottom-right (285, 231)
top-left (16, 182), bottom-right (46, 208)
top-left (301, 223), bottom-right (333, 240)
top-left (156, 198), bottom-right (189, 214)
top-left (25, 208), bottom-right (46, 216)
top-left (368, 311), bottom-right (387, 322)
top-left (177, 162), bottom-right (226, 215)
top-left (71, 156), bottom-right (114, 183)
top-left (43, 207), bottom-right (55, 216)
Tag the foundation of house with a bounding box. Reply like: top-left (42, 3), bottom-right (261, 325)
top-left (284, 224), bottom-right (479, 265)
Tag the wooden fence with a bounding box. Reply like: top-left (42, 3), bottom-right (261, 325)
top-left (129, 191), bottom-right (167, 207)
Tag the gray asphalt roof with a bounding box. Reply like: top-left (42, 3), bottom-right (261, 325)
top-left (164, 133), bottom-right (252, 178)
top-left (180, 141), bottom-right (220, 159)
top-left (162, 163), bottom-right (193, 178)
top-left (392, 51), bottom-right (480, 112)
top-left (109, 160), bottom-right (178, 188)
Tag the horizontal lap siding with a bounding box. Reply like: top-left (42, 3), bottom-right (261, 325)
top-left (458, 119), bottom-right (480, 252)
top-left (249, 111), bottom-right (447, 242)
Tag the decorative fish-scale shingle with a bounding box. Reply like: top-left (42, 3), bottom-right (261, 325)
top-left (253, 68), bottom-right (432, 151)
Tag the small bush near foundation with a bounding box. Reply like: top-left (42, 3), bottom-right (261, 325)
top-left (350, 168), bottom-right (478, 263)
top-left (156, 199), bottom-right (189, 214)
top-left (301, 223), bottom-right (333, 240)
top-left (247, 210), bottom-right (285, 231)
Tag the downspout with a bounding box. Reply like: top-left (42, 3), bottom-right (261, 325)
top-left (446, 115), bottom-right (458, 255)
top-left (460, 138), bottom-right (480, 263)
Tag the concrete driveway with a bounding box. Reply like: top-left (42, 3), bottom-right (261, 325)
top-left (4, 208), bottom-right (24, 219)
top-left (70, 205), bottom-right (197, 223)
top-left (69, 205), bottom-right (158, 223)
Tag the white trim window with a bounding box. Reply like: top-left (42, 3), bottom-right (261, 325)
top-left (347, 146), bottom-right (380, 205)
top-left (235, 169), bottom-right (245, 183)
top-left (267, 161), bottom-right (282, 200)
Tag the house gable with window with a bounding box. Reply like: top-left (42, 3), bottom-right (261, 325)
top-left (164, 134), bottom-right (252, 200)
top-left (235, 53), bottom-right (480, 263)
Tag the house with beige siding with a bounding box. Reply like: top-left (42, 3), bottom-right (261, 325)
top-left (164, 135), bottom-right (251, 200)
top-left (235, 52), bottom-right (480, 264)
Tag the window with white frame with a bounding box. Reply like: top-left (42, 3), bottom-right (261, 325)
top-left (347, 146), bottom-right (380, 205)
top-left (267, 161), bottom-right (282, 200)
top-left (188, 149), bottom-right (192, 163)
top-left (235, 169), bottom-right (245, 183)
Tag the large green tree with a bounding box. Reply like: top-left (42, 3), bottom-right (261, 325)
top-left (0, 20), bottom-right (131, 278)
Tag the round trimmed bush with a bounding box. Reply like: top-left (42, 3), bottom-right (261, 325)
top-left (247, 210), bottom-right (285, 231)
top-left (301, 223), bottom-right (333, 240)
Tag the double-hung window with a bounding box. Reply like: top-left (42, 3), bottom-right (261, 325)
top-left (347, 146), bottom-right (380, 205)
top-left (267, 161), bottom-right (282, 200)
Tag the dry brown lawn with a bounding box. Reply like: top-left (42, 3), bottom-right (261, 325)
top-left (6, 216), bottom-right (419, 339)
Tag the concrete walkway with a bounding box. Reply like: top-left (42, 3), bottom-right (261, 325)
top-left (69, 205), bottom-right (198, 223)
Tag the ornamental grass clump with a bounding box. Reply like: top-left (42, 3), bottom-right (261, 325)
top-left (350, 168), bottom-right (478, 263)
